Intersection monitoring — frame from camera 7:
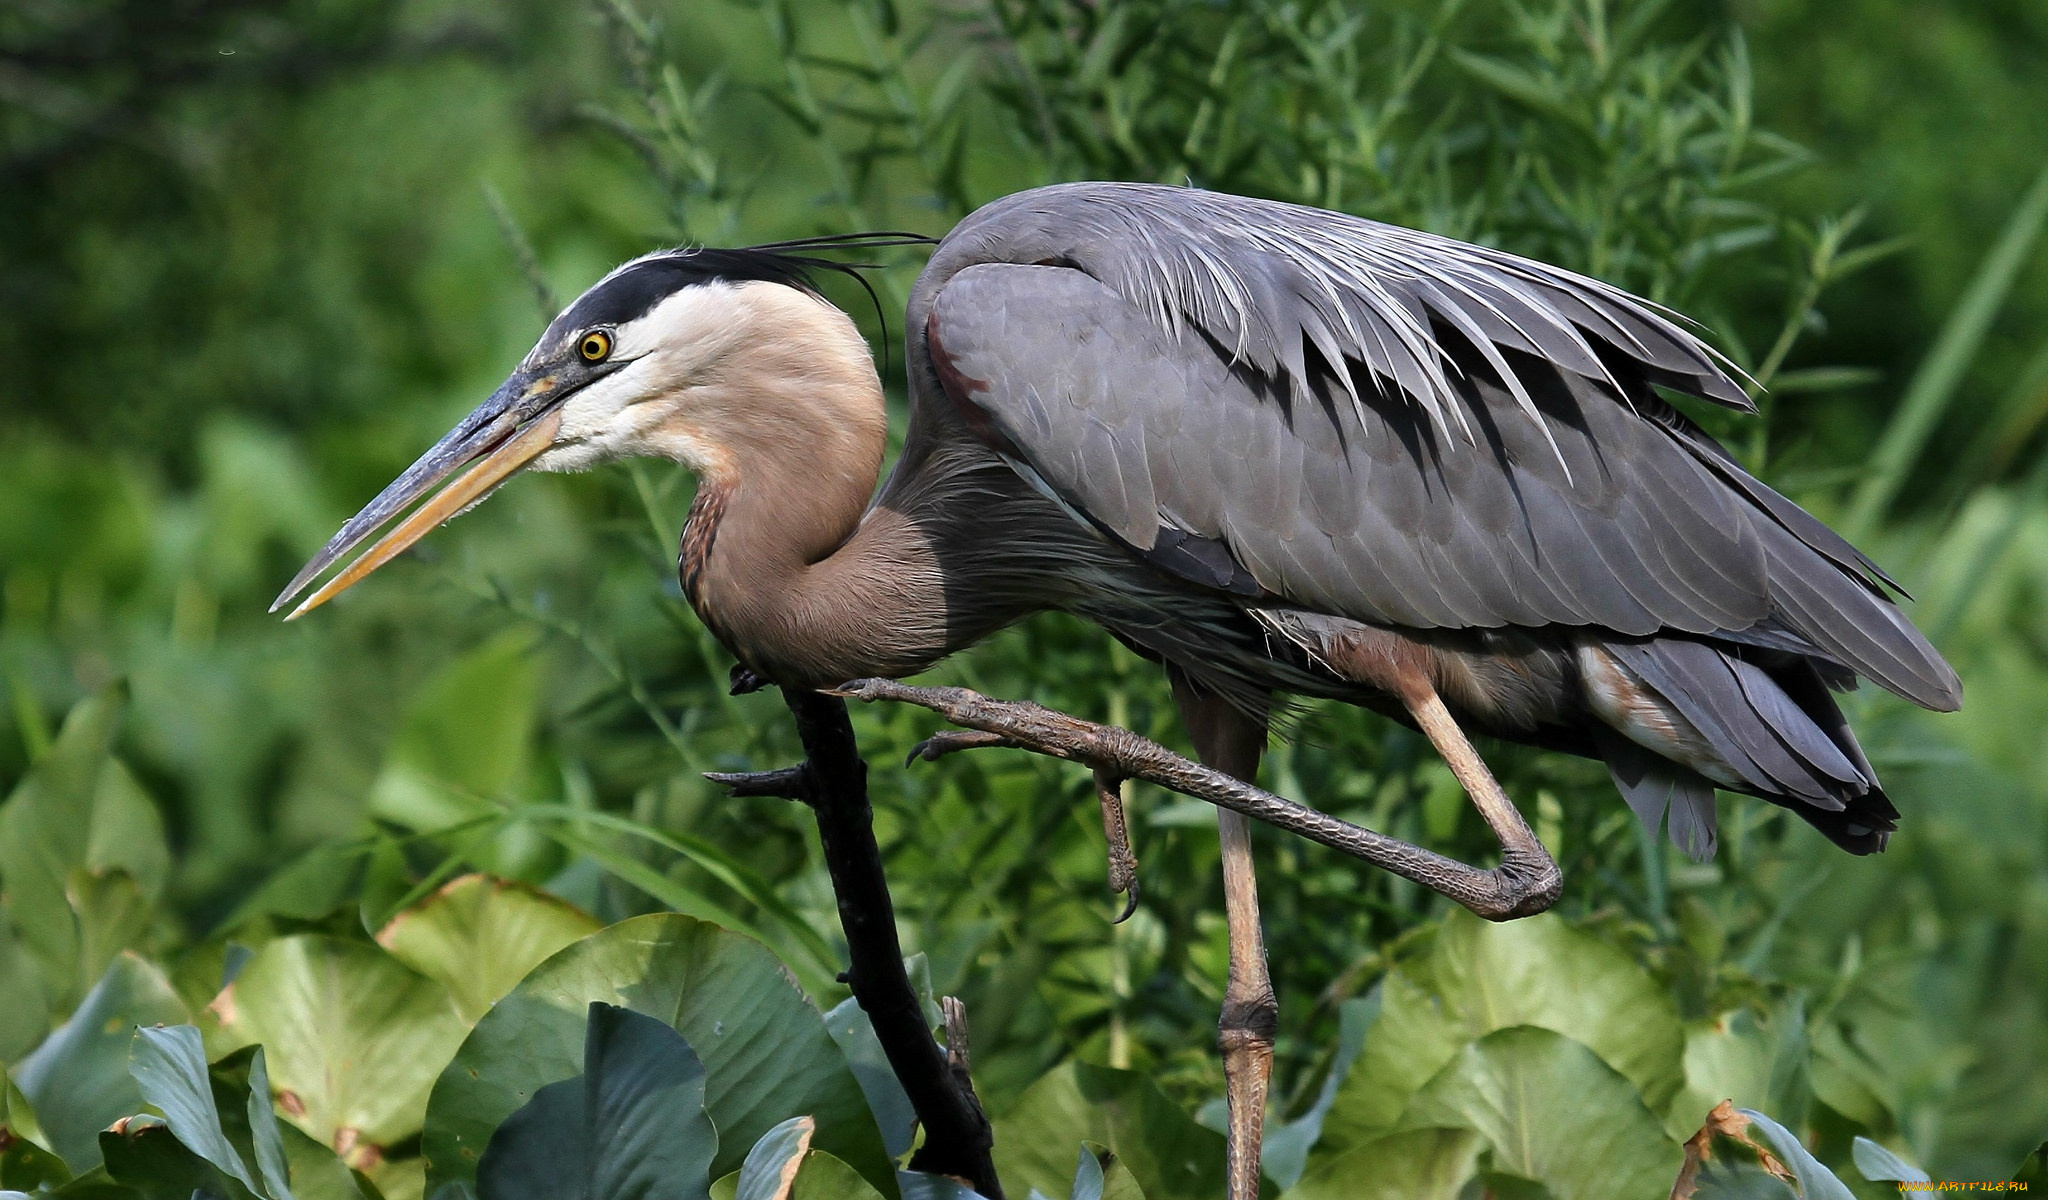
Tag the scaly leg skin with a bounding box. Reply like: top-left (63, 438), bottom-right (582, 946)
top-left (1168, 668), bottom-right (1275, 1200)
top-left (1094, 769), bottom-right (1140, 923)
top-left (829, 679), bottom-right (1560, 918)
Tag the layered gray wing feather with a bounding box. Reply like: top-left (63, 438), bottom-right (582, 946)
top-left (912, 184), bottom-right (1960, 712)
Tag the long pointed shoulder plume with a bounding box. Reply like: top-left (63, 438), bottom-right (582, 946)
top-left (915, 182), bottom-right (1753, 447)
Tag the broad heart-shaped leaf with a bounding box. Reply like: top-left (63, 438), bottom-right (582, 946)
top-left (475, 1004), bottom-right (716, 1200)
top-left (1317, 910), bottom-right (1683, 1161)
top-left (732, 1116), bottom-right (813, 1200)
top-left (278, 1122), bottom-right (377, 1200)
top-left (1279, 1127), bottom-right (1480, 1200)
top-left (99, 1115), bottom-right (260, 1200)
top-left (209, 935), bottom-right (469, 1166)
top-left (423, 914), bottom-right (892, 1198)
top-left (1664, 996), bottom-right (1811, 1141)
top-left (12, 952), bottom-right (189, 1172)
top-left (821, 998), bottom-right (915, 1160)
top-left (376, 875), bottom-right (601, 1023)
top-left (1062, 1143), bottom-right (1143, 1200)
top-left (0, 688), bottom-right (170, 1009)
top-left (787, 1150), bottom-right (887, 1200)
top-left (128, 1026), bottom-right (268, 1197)
top-left (1399, 1027), bottom-right (1681, 1200)
top-left (993, 1062), bottom-right (1242, 1200)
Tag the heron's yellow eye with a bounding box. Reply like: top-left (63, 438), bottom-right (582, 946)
top-left (579, 330), bottom-right (614, 362)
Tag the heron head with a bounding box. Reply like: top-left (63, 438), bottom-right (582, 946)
top-left (271, 245), bottom-right (888, 620)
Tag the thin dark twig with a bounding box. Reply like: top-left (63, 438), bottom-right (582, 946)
top-left (708, 690), bottom-right (1003, 1198)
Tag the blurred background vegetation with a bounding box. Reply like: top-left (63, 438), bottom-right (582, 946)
top-left (3, 0), bottom-right (2045, 1187)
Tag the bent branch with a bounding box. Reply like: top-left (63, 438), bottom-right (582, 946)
top-left (708, 689), bottom-right (1003, 1198)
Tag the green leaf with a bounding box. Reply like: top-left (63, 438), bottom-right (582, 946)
top-left (374, 875), bottom-right (601, 1023)
top-left (375, 631), bottom-right (541, 811)
top-left (2, 1075), bottom-right (70, 1191)
top-left (0, 690), bottom-right (169, 1008)
top-left (1846, 162), bottom-right (2048, 534)
top-left (278, 1123), bottom-right (375, 1200)
top-left (1279, 1128), bottom-right (1479, 1200)
top-left (367, 631), bottom-right (555, 880)
top-left (2012, 1142), bottom-right (2048, 1187)
top-left (96, 1113), bottom-right (256, 1195)
top-left (128, 1026), bottom-right (268, 1197)
top-left (209, 935), bottom-right (468, 1169)
top-left (1734, 1111), bottom-right (1852, 1200)
top-left (1261, 995), bottom-right (1375, 1189)
top-left (992, 1062), bottom-right (1233, 1200)
top-left (1399, 1027), bottom-right (1681, 1200)
top-left (734, 1115), bottom-right (813, 1200)
top-left (1319, 911), bottom-right (1683, 1159)
top-left (1664, 996), bottom-right (1810, 1141)
top-left (0, 923), bottom-right (52, 1062)
top-left (476, 1003), bottom-right (717, 1200)
top-left (98, 1116), bottom-right (259, 1200)
top-left (821, 985), bottom-right (918, 1159)
top-left (2, 1073), bottom-right (69, 1187)
top-left (1449, 50), bottom-right (1588, 130)
top-left (1, 1075), bottom-right (51, 1156)
top-left (247, 1050), bottom-right (299, 1200)
top-left (1059, 1143), bottom-right (1143, 1200)
top-left (12, 953), bottom-right (189, 1173)
top-left (789, 1150), bottom-right (886, 1200)
top-left (67, 870), bottom-right (153, 999)
top-left (422, 914), bottom-right (893, 1198)
top-left (1850, 1137), bottom-right (1927, 1184)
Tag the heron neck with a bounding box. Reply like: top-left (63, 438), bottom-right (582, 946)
top-left (674, 316), bottom-right (950, 688)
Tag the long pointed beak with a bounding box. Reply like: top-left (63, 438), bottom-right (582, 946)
top-left (272, 369), bottom-right (572, 620)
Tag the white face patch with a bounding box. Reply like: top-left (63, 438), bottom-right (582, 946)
top-left (530, 282), bottom-right (752, 473)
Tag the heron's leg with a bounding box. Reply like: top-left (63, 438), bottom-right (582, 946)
top-left (831, 678), bottom-right (1561, 920)
top-left (1386, 668), bottom-right (1558, 893)
top-left (1168, 667), bottom-right (1273, 1200)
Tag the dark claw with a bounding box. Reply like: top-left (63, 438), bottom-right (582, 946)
top-left (729, 665), bottom-right (770, 695)
top-left (1112, 878), bottom-right (1140, 924)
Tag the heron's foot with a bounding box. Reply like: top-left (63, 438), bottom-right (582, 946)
top-left (729, 664), bottom-right (771, 695)
top-left (1093, 769), bottom-right (1140, 923)
top-left (831, 677), bottom-right (1563, 922)
top-left (905, 729), bottom-right (1021, 765)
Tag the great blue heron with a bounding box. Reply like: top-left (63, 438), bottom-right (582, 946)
top-left (275, 182), bottom-right (1960, 1198)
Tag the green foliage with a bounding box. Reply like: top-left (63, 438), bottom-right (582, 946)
top-left (421, 913), bottom-right (892, 1194)
top-left (4, 0), bottom-right (2047, 1189)
top-left (476, 1004), bottom-right (717, 1200)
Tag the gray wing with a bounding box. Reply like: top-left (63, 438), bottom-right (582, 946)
top-left (911, 184), bottom-right (1959, 711)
